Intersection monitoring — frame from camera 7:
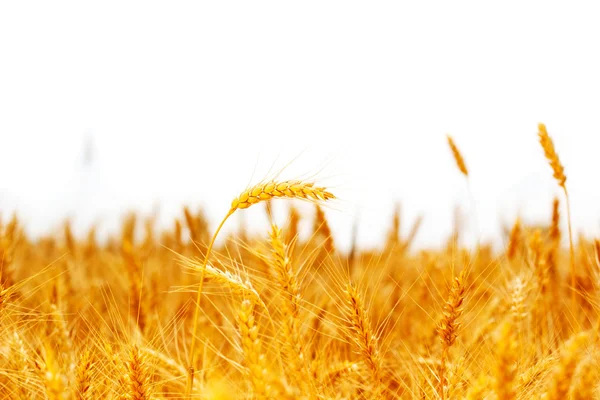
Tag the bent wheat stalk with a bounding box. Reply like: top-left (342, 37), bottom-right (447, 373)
top-left (185, 179), bottom-right (335, 397)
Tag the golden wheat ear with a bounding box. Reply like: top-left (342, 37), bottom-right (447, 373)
top-left (231, 180), bottom-right (335, 211)
top-left (447, 135), bottom-right (468, 177)
top-left (538, 123), bottom-right (566, 188)
top-left (537, 123), bottom-right (576, 310)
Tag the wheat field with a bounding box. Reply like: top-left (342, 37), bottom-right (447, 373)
top-left (1, 124), bottom-right (598, 399)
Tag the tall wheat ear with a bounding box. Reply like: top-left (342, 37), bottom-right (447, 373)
top-left (185, 179), bottom-right (335, 397)
top-left (537, 123), bottom-right (575, 309)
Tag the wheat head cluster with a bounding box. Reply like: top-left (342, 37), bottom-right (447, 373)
top-left (1, 124), bottom-right (599, 399)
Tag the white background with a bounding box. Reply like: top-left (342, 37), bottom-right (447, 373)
top-left (1, 2), bottom-right (599, 250)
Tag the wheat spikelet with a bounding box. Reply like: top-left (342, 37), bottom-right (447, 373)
top-left (268, 224), bottom-right (314, 396)
top-left (446, 135), bottom-right (468, 177)
top-left (401, 214), bottom-right (423, 253)
top-left (538, 123), bottom-right (566, 188)
top-left (269, 225), bottom-right (301, 319)
top-left (570, 355), bottom-right (599, 400)
top-left (122, 240), bottom-right (146, 333)
top-left (127, 344), bottom-right (152, 400)
top-left (543, 331), bottom-right (590, 400)
top-left (231, 180), bottom-right (335, 211)
top-left (238, 298), bottom-right (271, 398)
top-left (344, 282), bottom-right (382, 396)
top-left (178, 254), bottom-right (260, 300)
top-left (36, 342), bottom-right (67, 400)
top-left (495, 321), bottom-right (517, 400)
top-left (74, 350), bottom-right (93, 400)
top-left (386, 204), bottom-right (401, 249)
top-left (549, 197), bottom-right (561, 243)
top-left (7, 331), bottom-right (31, 399)
top-left (285, 206), bottom-right (301, 244)
top-left (314, 205), bottom-right (335, 254)
top-left (509, 276), bottom-right (528, 324)
top-left (437, 270), bottom-right (467, 400)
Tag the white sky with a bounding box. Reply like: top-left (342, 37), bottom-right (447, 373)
top-left (1, 2), bottom-right (600, 250)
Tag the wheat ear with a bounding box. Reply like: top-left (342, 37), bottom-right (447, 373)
top-left (268, 224), bottom-right (314, 396)
top-left (186, 180), bottom-right (334, 396)
top-left (506, 218), bottom-right (522, 263)
top-left (495, 321), bottom-right (517, 400)
top-left (345, 282), bottom-right (383, 397)
top-left (570, 355), bottom-right (599, 400)
top-left (74, 350), bottom-right (93, 400)
top-left (238, 298), bottom-right (271, 398)
top-left (544, 331), bottom-right (590, 400)
top-left (538, 123), bottom-right (575, 308)
top-left (437, 270), bottom-right (467, 400)
top-left (447, 135), bottom-right (468, 177)
top-left (127, 344), bottom-right (151, 400)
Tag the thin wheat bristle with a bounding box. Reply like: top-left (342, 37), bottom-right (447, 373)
top-left (446, 135), bottom-right (469, 177)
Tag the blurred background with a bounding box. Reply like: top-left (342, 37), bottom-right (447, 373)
top-left (1, 1), bottom-right (599, 251)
